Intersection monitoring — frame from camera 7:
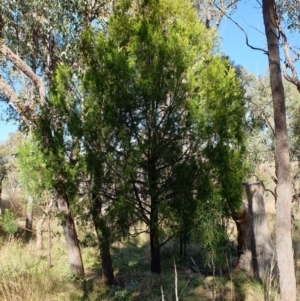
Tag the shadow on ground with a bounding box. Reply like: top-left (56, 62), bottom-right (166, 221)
top-left (76, 240), bottom-right (257, 301)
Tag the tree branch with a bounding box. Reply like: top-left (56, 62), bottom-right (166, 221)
top-left (214, 0), bottom-right (239, 29)
top-left (0, 75), bottom-right (31, 124)
top-left (214, 3), bottom-right (268, 54)
top-left (0, 43), bottom-right (46, 105)
top-left (278, 24), bottom-right (300, 91)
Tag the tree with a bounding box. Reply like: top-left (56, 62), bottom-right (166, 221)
top-left (82, 0), bottom-right (246, 274)
top-left (0, 0), bottom-right (111, 277)
top-left (262, 0), bottom-right (296, 300)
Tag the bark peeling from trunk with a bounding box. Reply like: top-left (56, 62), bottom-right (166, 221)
top-left (235, 183), bottom-right (275, 280)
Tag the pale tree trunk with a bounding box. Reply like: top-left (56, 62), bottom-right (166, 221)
top-left (57, 193), bottom-right (85, 277)
top-left (262, 1), bottom-right (296, 300)
top-left (36, 197), bottom-right (54, 251)
top-left (47, 214), bottom-right (51, 269)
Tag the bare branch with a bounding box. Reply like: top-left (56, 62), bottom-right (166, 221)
top-left (259, 178), bottom-right (276, 198)
top-left (264, 162), bottom-right (278, 184)
top-left (214, 3), bottom-right (268, 54)
top-left (278, 24), bottom-right (300, 91)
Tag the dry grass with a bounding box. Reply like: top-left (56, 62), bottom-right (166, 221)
top-left (0, 239), bottom-right (83, 301)
top-left (0, 185), bottom-right (299, 301)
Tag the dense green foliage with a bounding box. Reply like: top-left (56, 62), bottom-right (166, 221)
top-left (16, 137), bottom-right (52, 197)
top-left (71, 0), bottom-right (246, 271)
top-left (1, 0), bottom-right (247, 285)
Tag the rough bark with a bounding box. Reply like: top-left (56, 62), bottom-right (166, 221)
top-left (99, 232), bottom-right (115, 285)
top-left (262, 1), bottom-right (296, 299)
top-left (25, 195), bottom-right (34, 241)
top-left (92, 215), bottom-right (115, 285)
top-left (150, 223), bottom-right (161, 274)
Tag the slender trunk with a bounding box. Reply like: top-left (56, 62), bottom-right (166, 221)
top-left (36, 198), bottom-right (54, 251)
top-left (179, 235), bottom-right (187, 260)
top-left (25, 196), bottom-right (34, 241)
top-left (262, 1), bottom-right (296, 299)
top-left (149, 160), bottom-right (161, 274)
top-left (150, 193), bottom-right (161, 274)
top-left (57, 194), bottom-right (84, 277)
top-left (0, 175), bottom-right (4, 215)
top-left (180, 239), bottom-right (183, 256)
top-left (47, 214), bottom-right (51, 269)
top-left (36, 214), bottom-right (46, 250)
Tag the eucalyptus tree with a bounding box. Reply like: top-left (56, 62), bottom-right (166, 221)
top-left (262, 0), bottom-right (296, 299)
top-left (0, 0), bottom-right (111, 277)
top-left (48, 65), bottom-right (124, 285)
top-left (82, 0), bottom-right (246, 274)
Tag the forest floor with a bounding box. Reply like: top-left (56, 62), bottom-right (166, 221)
top-left (0, 188), bottom-right (300, 301)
